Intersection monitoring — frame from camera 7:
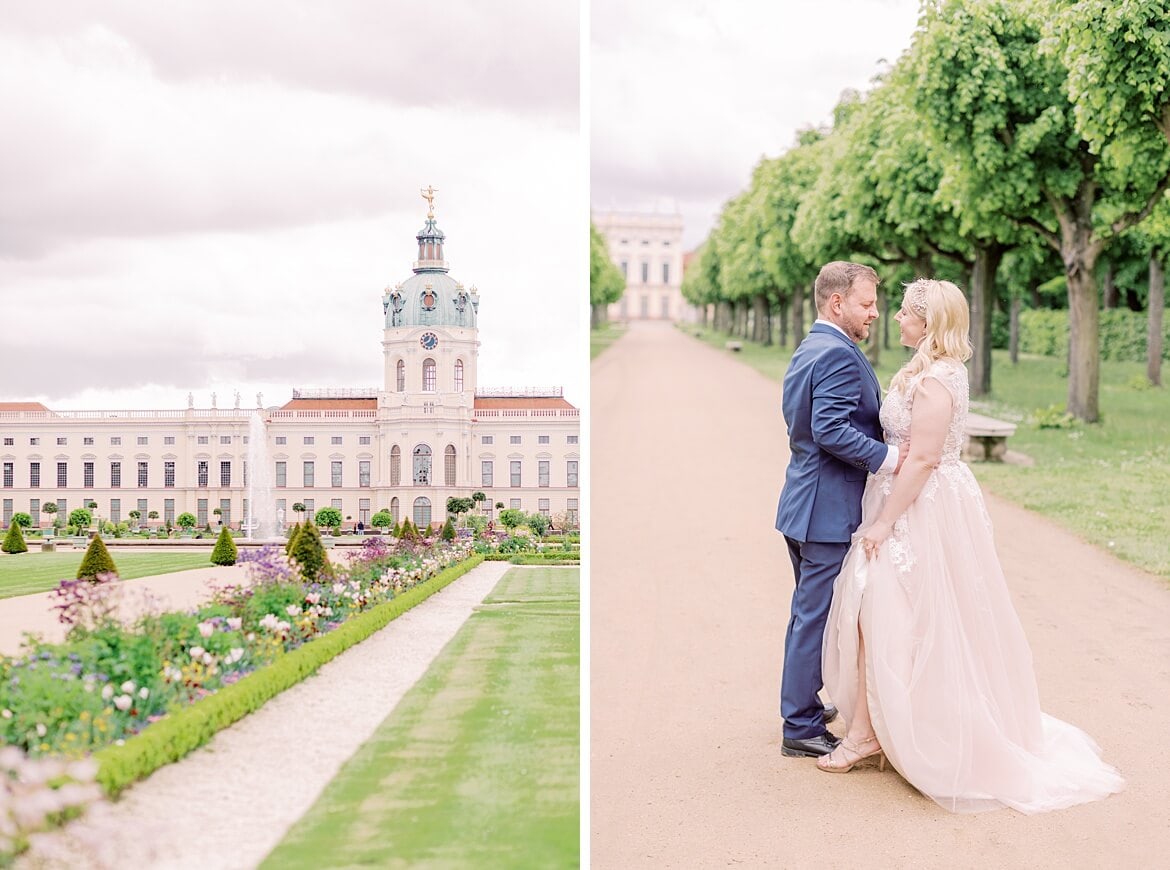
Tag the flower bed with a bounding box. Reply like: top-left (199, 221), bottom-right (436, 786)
top-left (0, 536), bottom-right (479, 839)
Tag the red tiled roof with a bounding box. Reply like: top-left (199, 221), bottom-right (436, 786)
top-left (474, 396), bottom-right (576, 410)
top-left (0, 402), bottom-right (50, 411)
top-left (279, 399), bottom-right (378, 410)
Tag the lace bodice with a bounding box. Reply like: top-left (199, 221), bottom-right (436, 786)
top-left (879, 358), bottom-right (969, 461)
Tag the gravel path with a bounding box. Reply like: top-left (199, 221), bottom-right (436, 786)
top-left (17, 560), bottom-right (511, 869)
top-left (591, 321), bottom-right (1170, 868)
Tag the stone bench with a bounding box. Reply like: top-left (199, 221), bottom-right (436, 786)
top-left (963, 412), bottom-right (1017, 462)
top-left (724, 341), bottom-right (743, 352)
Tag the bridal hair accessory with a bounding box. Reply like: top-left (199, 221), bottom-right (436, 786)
top-left (902, 280), bottom-right (932, 317)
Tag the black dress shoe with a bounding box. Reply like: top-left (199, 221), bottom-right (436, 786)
top-left (782, 733), bottom-right (842, 758)
top-left (823, 704), bottom-right (838, 725)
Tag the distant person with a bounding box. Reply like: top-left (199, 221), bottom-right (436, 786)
top-left (774, 261), bottom-right (902, 759)
top-left (357, 520), bottom-right (364, 534)
top-left (816, 278), bottom-right (1123, 813)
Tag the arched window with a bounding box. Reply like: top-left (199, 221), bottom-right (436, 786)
top-left (413, 444), bottom-right (432, 485)
top-left (413, 497), bottom-right (432, 530)
top-left (396, 359), bottom-right (405, 392)
top-left (444, 444), bottom-right (456, 486)
top-left (423, 358), bottom-right (436, 392)
top-left (454, 359), bottom-right (464, 392)
top-left (390, 497), bottom-right (399, 524)
top-left (390, 445), bottom-right (401, 486)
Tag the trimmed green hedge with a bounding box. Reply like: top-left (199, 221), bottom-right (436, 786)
top-left (483, 552), bottom-right (580, 564)
top-left (1015, 309), bottom-right (1170, 361)
top-left (93, 553), bottom-right (485, 796)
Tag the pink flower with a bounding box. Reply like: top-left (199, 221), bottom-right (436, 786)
top-left (189, 646), bottom-right (206, 659)
top-left (197, 621), bottom-right (215, 638)
top-left (226, 617), bottom-right (242, 631)
top-left (114, 695), bottom-right (132, 711)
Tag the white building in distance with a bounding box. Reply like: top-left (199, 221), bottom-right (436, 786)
top-left (0, 197), bottom-right (580, 533)
top-left (592, 210), bottom-right (693, 322)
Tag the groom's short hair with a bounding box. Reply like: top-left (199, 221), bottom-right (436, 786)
top-left (814, 261), bottom-right (880, 311)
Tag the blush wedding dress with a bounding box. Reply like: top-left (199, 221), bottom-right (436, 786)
top-left (821, 358), bottom-right (1124, 813)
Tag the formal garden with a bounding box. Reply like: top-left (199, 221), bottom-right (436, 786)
top-left (0, 502), bottom-right (579, 862)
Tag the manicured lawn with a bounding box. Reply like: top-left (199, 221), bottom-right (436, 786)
top-left (0, 551), bottom-right (214, 599)
top-left (590, 321), bottom-right (627, 359)
top-left (688, 323), bottom-right (1170, 579)
top-left (261, 566), bottom-right (580, 869)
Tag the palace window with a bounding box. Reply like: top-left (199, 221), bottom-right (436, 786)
top-left (84, 462), bottom-right (94, 488)
top-left (111, 462), bottom-right (121, 488)
top-left (641, 261), bottom-right (649, 283)
top-left (275, 436), bottom-right (287, 446)
top-left (413, 445), bottom-right (432, 485)
top-left (567, 498), bottom-right (578, 525)
top-left (165, 462), bottom-right (175, 487)
top-left (620, 261), bottom-right (628, 278)
top-left (413, 497), bottom-right (431, 530)
top-left (663, 262), bottom-right (670, 284)
top-left (538, 435), bottom-right (549, 444)
top-left (510, 461), bottom-right (521, 487)
top-left (275, 461), bottom-right (287, 487)
top-left (359, 436), bottom-right (371, 446)
top-left (331, 436), bottom-right (342, 445)
top-left (57, 462), bottom-right (67, 487)
top-left (303, 461), bottom-right (315, 487)
top-left (57, 437), bottom-right (67, 446)
top-left (510, 498), bottom-right (521, 510)
top-left (396, 360), bottom-right (405, 392)
top-left (197, 499), bottom-right (208, 526)
top-left (29, 437), bottom-right (39, 446)
top-left (481, 435), bottom-right (493, 445)
top-left (29, 462), bottom-right (40, 488)
top-left (197, 461), bottom-right (209, 487)
top-left (359, 498), bottom-right (370, 525)
top-left (567, 460), bottom-right (579, 488)
top-left (1, 438), bottom-right (11, 447)
top-left (390, 497), bottom-right (400, 524)
top-left (109, 499), bottom-right (119, 523)
top-left (538, 498), bottom-right (550, 517)
top-left (423, 358), bottom-right (436, 392)
top-left (110, 436), bottom-right (121, 446)
top-left (359, 460), bottom-right (371, 487)
top-left (137, 437), bottom-right (148, 446)
top-left (481, 461), bottom-right (493, 487)
top-left (164, 499), bottom-right (175, 527)
top-left (454, 360), bottom-right (464, 392)
top-left (444, 445), bottom-right (456, 486)
top-left (2, 463), bottom-right (12, 488)
top-left (83, 437), bottom-right (93, 446)
top-left (304, 436), bottom-right (315, 445)
top-left (510, 436), bottom-right (521, 445)
top-left (138, 462), bottom-right (149, 487)
top-left (538, 461), bottom-right (549, 488)
top-left (390, 446), bottom-right (401, 486)
top-left (220, 436), bottom-right (231, 445)
top-left (567, 435), bottom-right (578, 444)
top-left (197, 436), bottom-right (208, 445)
top-left (220, 461), bottom-right (231, 487)
top-left (164, 436), bottom-right (175, 445)
top-left (332, 461), bottom-right (343, 487)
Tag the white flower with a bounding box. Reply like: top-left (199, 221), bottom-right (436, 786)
top-left (332, 583), bottom-right (346, 594)
top-left (120, 680), bottom-right (135, 694)
top-left (202, 653), bottom-right (214, 666)
top-left (226, 617), bottom-right (242, 631)
top-left (1, 709), bottom-right (11, 719)
top-left (189, 646), bottom-right (205, 659)
top-left (101, 684), bottom-right (114, 700)
top-left (285, 604), bottom-right (300, 616)
top-left (305, 592), bottom-right (320, 605)
top-left (226, 648), bottom-right (244, 664)
top-left (138, 687), bottom-right (150, 699)
top-left (36, 723), bottom-right (47, 737)
top-left (197, 621), bottom-right (215, 638)
top-left (114, 695), bottom-right (132, 711)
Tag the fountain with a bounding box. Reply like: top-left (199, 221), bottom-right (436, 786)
top-left (245, 410), bottom-right (280, 541)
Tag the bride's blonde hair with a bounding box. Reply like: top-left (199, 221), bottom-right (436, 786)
top-left (890, 278), bottom-right (973, 392)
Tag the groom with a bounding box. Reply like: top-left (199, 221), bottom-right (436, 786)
top-left (775, 261), bottom-right (900, 758)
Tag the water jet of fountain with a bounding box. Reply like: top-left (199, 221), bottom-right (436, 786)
top-left (245, 411), bottom-right (279, 541)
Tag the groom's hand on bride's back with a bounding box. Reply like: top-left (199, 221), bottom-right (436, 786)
top-left (894, 442), bottom-right (910, 473)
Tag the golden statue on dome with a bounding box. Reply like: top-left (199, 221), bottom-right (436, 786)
top-left (420, 185), bottom-right (438, 218)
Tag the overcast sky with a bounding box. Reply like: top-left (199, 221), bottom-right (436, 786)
top-left (591, 0), bottom-right (923, 249)
top-left (0, 1), bottom-right (583, 411)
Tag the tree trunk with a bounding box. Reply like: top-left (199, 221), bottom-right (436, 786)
top-left (1149, 255), bottom-right (1165, 388)
top-left (1063, 229), bottom-right (1103, 422)
top-left (1009, 296), bottom-right (1021, 365)
top-left (792, 284), bottom-right (806, 345)
top-left (778, 299), bottom-right (790, 347)
top-left (590, 303), bottom-right (608, 328)
top-left (1102, 260), bottom-right (1117, 309)
top-left (969, 244), bottom-right (1005, 396)
top-left (752, 294), bottom-right (770, 344)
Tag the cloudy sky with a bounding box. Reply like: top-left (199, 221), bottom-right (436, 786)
top-left (0, 1), bottom-right (583, 411)
top-left (591, 0), bottom-right (922, 249)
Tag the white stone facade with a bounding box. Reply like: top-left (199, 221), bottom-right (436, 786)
top-left (592, 210), bottom-right (693, 322)
top-left (0, 209), bottom-right (579, 533)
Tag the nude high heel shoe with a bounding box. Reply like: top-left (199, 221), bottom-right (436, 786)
top-left (815, 735), bottom-right (886, 773)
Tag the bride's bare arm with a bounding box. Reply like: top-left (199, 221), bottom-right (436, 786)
top-left (861, 377), bottom-right (953, 556)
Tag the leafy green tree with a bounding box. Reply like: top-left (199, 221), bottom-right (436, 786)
top-left (289, 520), bottom-right (329, 582)
top-left (908, 0), bottom-right (1170, 420)
top-left (441, 518), bottom-right (456, 541)
top-left (285, 521), bottom-right (302, 555)
top-left (77, 534), bottom-right (117, 580)
top-left (68, 508), bottom-right (92, 531)
top-left (42, 502), bottom-right (58, 526)
top-left (371, 510), bottom-right (394, 530)
top-left (210, 525), bottom-right (238, 566)
top-left (590, 222), bottom-right (625, 327)
top-left (177, 512), bottom-right (197, 530)
top-left (128, 510), bottom-right (140, 525)
top-left (148, 510), bottom-right (159, 522)
top-left (314, 506), bottom-right (343, 531)
top-left (445, 496), bottom-right (474, 519)
top-left (498, 508), bottom-right (526, 531)
top-left (527, 511), bottom-right (551, 537)
top-left (10, 513), bottom-right (31, 528)
top-left (2, 522), bottom-right (27, 554)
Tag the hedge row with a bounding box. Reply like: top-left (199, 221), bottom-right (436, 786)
top-left (483, 552), bottom-right (581, 563)
top-left (92, 553), bottom-right (485, 796)
top-left (997, 309), bottom-right (1170, 361)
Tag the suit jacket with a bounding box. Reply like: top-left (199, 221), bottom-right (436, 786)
top-left (775, 323), bottom-right (888, 543)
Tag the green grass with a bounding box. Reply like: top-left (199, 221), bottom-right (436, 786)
top-left (687, 323), bottom-right (1170, 579)
top-left (590, 321), bottom-right (627, 359)
top-left (261, 566), bottom-right (580, 869)
top-left (0, 551), bottom-right (214, 599)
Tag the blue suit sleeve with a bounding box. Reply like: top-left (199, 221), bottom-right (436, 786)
top-left (809, 348), bottom-right (888, 473)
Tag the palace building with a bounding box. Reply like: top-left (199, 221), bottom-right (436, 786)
top-left (0, 196), bottom-right (580, 533)
top-left (591, 209), bottom-right (695, 322)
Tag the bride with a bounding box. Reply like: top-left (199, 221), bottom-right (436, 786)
top-left (817, 278), bottom-right (1125, 814)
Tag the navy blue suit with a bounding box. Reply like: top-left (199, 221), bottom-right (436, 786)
top-left (775, 323), bottom-right (888, 739)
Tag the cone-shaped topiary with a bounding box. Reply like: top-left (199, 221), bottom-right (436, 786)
top-left (210, 524), bottom-right (238, 566)
top-left (288, 520), bottom-right (329, 582)
top-left (285, 522), bottom-right (302, 555)
top-left (2, 522), bottom-right (28, 554)
top-left (441, 518), bottom-right (455, 542)
top-left (77, 534), bottom-right (118, 580)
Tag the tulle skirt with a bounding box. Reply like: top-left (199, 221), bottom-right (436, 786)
top-left (822, 462), bottom-right (1125, 814)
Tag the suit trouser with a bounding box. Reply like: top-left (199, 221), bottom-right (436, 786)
top-left (780, 536), bottom-right (849, 739)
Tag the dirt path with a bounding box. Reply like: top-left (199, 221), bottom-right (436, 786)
top-left (591, 320), bottom-right (1170, 868)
